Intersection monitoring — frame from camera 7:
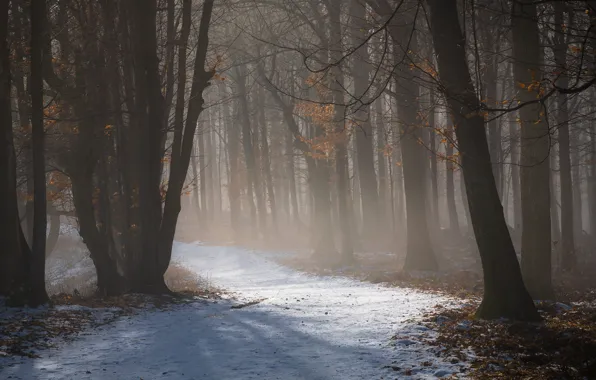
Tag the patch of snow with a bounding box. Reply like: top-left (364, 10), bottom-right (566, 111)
top-left (1, 242), bottom-right (468, 379)
top-left (46, 250), bottom-right (95, 286)
top-left (59, 222), bottom-right (79, 237)
top-left (434, 369), bottom-right (452, 377)
top-left (554, 302), bottom-right (572, 311)
top-left (456, 320), bottom-right (472, 331)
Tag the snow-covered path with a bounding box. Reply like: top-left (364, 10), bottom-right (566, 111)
top-left (1, 242), bottom-right (466, 379)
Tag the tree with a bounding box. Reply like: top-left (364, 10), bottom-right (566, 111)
top-left (426, 0), bottom-right (539, 320)
top-left (328, 0), bottom-right (354, 262)
top-left (28, 0), bottom-right (50, 305)
top-left (0, 0), bottom-right (28, 298)
top-left (0, 0), bottom-right (49, 305)
top-left (377, 0), bottom-right (438, 271)
top-left (349, 0), bottom-right (380, 242)
top-left (153, 0), bottom-right (215, 292)
top-left (511, 0), bottom-right (553, 299)
top-left (553, 2), bottom-right (576, 272)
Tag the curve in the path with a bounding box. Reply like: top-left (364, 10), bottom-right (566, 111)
top-left (0, 242), bottom-right (467, 380)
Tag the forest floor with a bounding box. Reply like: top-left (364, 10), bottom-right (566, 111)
top-left (0, 260), bottom-right (220, 359)
top-left (0, 242), bottom-right (469, 379)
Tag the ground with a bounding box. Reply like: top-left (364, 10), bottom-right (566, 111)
top-left (0, 242), bottom-right (467, 379)
top-left (423, 300), bottom-right (596, 379)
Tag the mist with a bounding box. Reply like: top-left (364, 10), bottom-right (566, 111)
top-left (2, 0), bottom-right (596, 379)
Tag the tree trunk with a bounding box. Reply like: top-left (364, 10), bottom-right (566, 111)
top-left (375, 98), bottom-right (387, 232)
top-left (590, 95), bottom-right (596, 239)
top-left (512, 0), bottom-right (553, 299)
top-left (286, 129), bottom-right (301, 226)
top-left (206, 110), bottom-right (215, 222)
top-left (510, 112), bottom-right (522, 232)
top-left (427, 0), bottom-right (539, 320)
top-left (571, 130), bottom-right (583, 244)
top-left (484, 35), bottom-right (502, 199)
top-left (258, 86), bottom-right (278, 232)
top-left (156, 0), bottom-right (214, 292)
top-left (459, 166), bottom-right (471, 232)
top-left (550, 148), bottom-right (561, 247)
top-left (198, 123), bottom-right (208, 222)
top-left (29, 0), bottom-right (49, 306)
top-left (12, 12), bottom-right (34, 244)
top-left (393, 117), bottom-right (404, 228)
top-left (71, 175), bottom-right (125, 296)
top-left (235, 65), bottom-right (259, 237)
top-left (258, 63), bottom-right (335, 255)
top-left (251, 106), bottom-right (268, 237)
top-left (0, 0), bottom-right (28, 298)
top-left (350, 0), bottom-right (379, 241)
top-left (124, 0), bottom-right (165, 292)
top-left (554, 3), bottom-right (576, 271)
top-left (191, 142), bottom-right (202, 222)
top-left (221, 83), bottom-right (241, 239)
top-left (428, 90), bottom-right (439, 226)
top-left (389, 13), bottom-right (437, 271)
top-left (328, 2), bottom-right (354, 261)
top-left (445, 128), bottom-right (461, 235)
top-left (352, 138), bottom-right (362, 232)
top-left (45, 209), bottom-right (60, 257)
top-left (215, 110), bottom-right (223, 220)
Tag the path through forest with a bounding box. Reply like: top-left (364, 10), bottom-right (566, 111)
top-left (1, 243), bottom-right (467, 379)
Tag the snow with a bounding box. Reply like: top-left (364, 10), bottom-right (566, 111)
top-left (1, 242), bottom-right (468, 379)
top-left (46, 248), bottom-right (95, 287)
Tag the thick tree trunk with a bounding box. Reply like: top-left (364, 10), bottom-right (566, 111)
top-left (11, 1), bottom-right (34, 245)
top-left (484, 37), bottom-right (502, 199)
top-left (0, 1), bottom-right (28, 297)
top-left (12, 18), bottom-right (35, 244)
top-left (71, 176), bottom-right (125, 296)
top-left (427, 0), bottom-right (539, 320)
top-left (512, 0), bottom-right (553, 299)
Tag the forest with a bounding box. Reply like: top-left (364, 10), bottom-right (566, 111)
top-left (2, 0), bottom-right (596, 378)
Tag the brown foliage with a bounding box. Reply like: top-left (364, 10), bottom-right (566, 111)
top-left (424, 302), bottom-right (596, 379)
